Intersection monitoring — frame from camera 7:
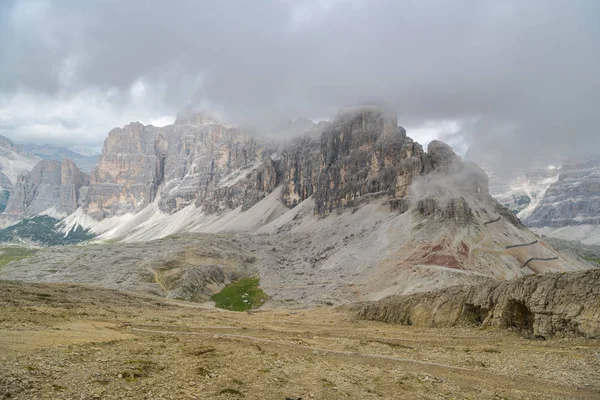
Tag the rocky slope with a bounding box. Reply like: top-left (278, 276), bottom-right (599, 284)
top-left (467, 149), bottom-right (600, 246)
top-left (354, 268), bottom-right (600, 338)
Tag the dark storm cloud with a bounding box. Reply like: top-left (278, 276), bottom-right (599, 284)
top-left (0, 0), bottom-right (598, 160)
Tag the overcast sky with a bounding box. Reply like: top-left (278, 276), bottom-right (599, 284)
top-left (0, 0), bottom-right (598, 162)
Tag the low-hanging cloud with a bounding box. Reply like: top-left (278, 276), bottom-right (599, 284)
top-left (0, 0), bottom-right (598, 161)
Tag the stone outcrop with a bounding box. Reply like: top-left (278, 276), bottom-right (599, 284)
top-left (525, 158), bottom-right (600, 228)
top-left (354, 269), bottom-right (600, 338)
top-left (4, 159), bottom-right (88, 218)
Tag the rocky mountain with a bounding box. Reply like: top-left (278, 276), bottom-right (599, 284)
top-left (0, 136), bottom-right (40, 213)
top-left (464, 149), bottom-right (562, 220)
top-left (0, 106), bottom-right (591, 305)
top-left (524, 158), bottom-right (600, 245)
top-left (19, 143), bottom-right (100, 173)
top-left (3, 159), bottom-right (88, 221)
top-left (467, 149), bottom-right (600, 246)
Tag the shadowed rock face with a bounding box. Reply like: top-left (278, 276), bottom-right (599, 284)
top-left (4, 159), bottom-right (88, 218)
top-left (353, 269), bottom-right (600, 338)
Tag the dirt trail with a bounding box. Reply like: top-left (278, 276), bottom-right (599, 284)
top-left (128, 325), bottom-right (599, 399)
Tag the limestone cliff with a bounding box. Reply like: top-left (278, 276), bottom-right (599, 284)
top-left (80, 107), bottom-right (494, 222)
top-left (84, 114), bottom-right (267, 219)
top-left (0, 135), bottom-right (40, 213)
top-left (315, 107), bottom-right (426, 214)
top-left (4, 159), bottom-right (88, 218)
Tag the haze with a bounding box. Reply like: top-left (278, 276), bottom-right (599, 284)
top-left (0, 0), bottom-right (598, 164)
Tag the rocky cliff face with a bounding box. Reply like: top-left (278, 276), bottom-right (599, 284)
top-left (354, 268), bottom-right (600, 338)
top-left (525, 158), bottom-right (600, 228)
top-left (80, 107), bottom-right (495, 224)
top-left (0, 135), bottom-right (40, 213)
top-left (84, 114), bottom-right (268, 219)
top-left (315, 108), bottom-right (426, 214)
top-left (3, 159), bottom-right (88, 218)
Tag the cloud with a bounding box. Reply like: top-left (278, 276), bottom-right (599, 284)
top-left (0, 0), bottom-right (598, 161)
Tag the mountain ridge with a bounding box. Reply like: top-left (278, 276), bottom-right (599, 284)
top-left (0, 106), bottom-right (591, 304)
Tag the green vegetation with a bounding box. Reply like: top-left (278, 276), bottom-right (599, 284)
top-left (0, 247), bottom-right (38, 270)
top-left (211, 276), bottom-right (269, 311)
top-left (0, 215), bottom-right (95, 246)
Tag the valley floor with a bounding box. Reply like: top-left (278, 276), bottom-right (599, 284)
top-left (1, 280), bottom-right (599, 400)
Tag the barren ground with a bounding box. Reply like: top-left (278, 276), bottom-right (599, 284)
top-left (1, 280), bottom-right (599, 400)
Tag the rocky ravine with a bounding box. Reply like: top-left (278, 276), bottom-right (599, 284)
top-left (354, 269), bottom-right (600, 338)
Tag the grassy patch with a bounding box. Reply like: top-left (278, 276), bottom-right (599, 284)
top-left (0, 247), bottom-right (37, 269)
top-left (211, 276), bottom-right (269, 311)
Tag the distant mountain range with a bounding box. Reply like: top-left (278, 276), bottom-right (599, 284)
top-left (18, 143), bottom-right (99, 173)
top-left (469, 154), bottom-right (600, 245)
top-left (0, 136), bottom-right (99, 217)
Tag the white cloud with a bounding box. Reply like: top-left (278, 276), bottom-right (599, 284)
top-left (0, 85), bottom-right (177, 146)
